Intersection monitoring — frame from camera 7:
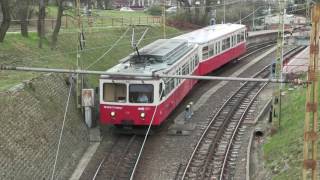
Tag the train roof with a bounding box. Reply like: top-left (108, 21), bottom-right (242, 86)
top-left (103, 39), bottom-right (196, 76)
top-left (173, 24), bottom-right (246, 44)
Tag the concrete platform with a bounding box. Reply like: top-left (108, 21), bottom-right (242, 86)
top-left (248, 30), bottom-right (279, 37)
top-left (283, 46), bottom-right (309, 74)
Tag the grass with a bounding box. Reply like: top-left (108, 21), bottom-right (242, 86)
top-left (0, 25), bottom-right (183, 91)
top-left (262, 84), bottom-right (320, 179)
top-left (94, 9), bottom-right (151, 18)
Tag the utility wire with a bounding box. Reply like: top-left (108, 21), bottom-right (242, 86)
top-left (85, 28), bottom-right (130, 70)
top-left (50, 79), bottom-right (73, 180)
top-left (129, 88), bottom-right (164, 180)
top-left (22, 30), bottom-right (188, 63)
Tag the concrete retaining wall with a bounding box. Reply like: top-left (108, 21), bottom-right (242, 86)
top-left (0, 73), bottom-right (89, 180)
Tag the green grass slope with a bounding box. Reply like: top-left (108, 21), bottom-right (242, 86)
top-left (0, 26), bottom-right (182, 91)
top-left (263, 85), bottom-right (320, 179)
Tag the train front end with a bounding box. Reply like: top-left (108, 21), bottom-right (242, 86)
top-left (99, 78), bottom-right (163, 126)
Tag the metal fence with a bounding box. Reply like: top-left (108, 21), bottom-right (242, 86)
top-left (6, 16), bottom-right (162, 32)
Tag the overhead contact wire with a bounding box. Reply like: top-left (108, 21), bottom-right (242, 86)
top-left (129, 89), bottom-right (164, 180)
top-left (50, 80), bottom-right (73, 180)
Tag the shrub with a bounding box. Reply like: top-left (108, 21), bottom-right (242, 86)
top-left (147, 5), bottom-right (162, 16)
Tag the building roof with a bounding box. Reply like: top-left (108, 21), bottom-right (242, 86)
top-left (173, 24), bottom-right (246, 44)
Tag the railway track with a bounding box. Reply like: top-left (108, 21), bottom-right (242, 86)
top-left (180, 65), bottom-right (270, 180)
top-left (89, 44), bottom-right (305, 180)
top-left (92, 135), bottom-right (143, 180)
top-left (180, 46), bottom-right (305, 180)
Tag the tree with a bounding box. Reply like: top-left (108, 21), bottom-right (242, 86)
top-left (0, 0), bottom-right (11, 42)
top-left (103, 0), bottom-right (111, 9)
top-left (38, 0), bottom-right (47, 48)
top-left (51, 0), bottom-right (65, 48)
top-left (17, 0), bottom-right (30, 37)
top-left (96, 0), bottom-right (104, 9)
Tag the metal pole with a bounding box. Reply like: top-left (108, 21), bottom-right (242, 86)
top-left (223, 0), bottom-right (226, 23)
top-left (76, 0), bottom-right (82, 108)
top-left (162, 1), bottom-right (166, 39)
top-left (303, 4), bottom-right (319, 180)
top-left (239, 0), bottom-right (242, 24)
top-left (252, 6), bottom-right (255, 31)
top-left (0, 65), bottom-right (292, 83)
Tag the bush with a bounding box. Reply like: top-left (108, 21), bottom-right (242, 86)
top-left (147, 5), bottom-right (162, 16)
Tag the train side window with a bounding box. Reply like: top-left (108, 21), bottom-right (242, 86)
top-left (195, 54), bottom-right (199, 65)
top-left (222, 39), bottom-right (226, 51)
top-left (129, 84), bottom-right (154, 103)
top-left (168, 78), bottom-right (175, 93)
top-left (202, 46), bottom-right (209, 60)
top-left (159, 83), bottom-right (165, 100)
top-left (232, 35), bottom-right (236, 46)
top-left (240, 31), bottom-right (244, 42)
top-left (103, 83), bottom-right (127, 103)
top-left (237, 34), bottom-right (241, 43)
top-left (226, 37), bottom-right (230, 49)
top-left (215, 42), bottom-right (218, 54)
top-left (182, 63), bottom-right (189, 75)
top-left (209, 44), bottom-right (214, 57)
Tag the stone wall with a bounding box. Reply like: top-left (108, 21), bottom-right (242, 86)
top-left (0, 73), bottom-right (89, 180)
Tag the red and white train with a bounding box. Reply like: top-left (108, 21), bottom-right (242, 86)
top-left (99, 24), bottom-right (247, 127)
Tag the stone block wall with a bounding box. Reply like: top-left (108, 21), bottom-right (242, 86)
top-left (0, 73), bottom-right (89, 180)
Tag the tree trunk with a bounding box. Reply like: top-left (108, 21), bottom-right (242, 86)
top-left (0, 0), bottom-right (11, 42)
top-left (18, 0), bottom-right (30, 37)
top-left (103, 0), bottom-right (110, 9)
top-left (38, 0), bottom-right (47, 48)
top-left (51, 0), bottom-right (64, 49)
top-left (87, 0), bottom-right (92, 10)
top-left (96, 0), bottom-right (103, 9)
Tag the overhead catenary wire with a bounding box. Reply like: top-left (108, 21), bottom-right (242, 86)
top-left (50, 78), bottom-right (73, 180)
top-left (129, 88), bottom-right (164, 180)
top-left (20, 30), bottom-right (189, 63)
top-left (85, 28), bottom-right (130, 70)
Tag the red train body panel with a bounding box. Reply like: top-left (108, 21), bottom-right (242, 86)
top-left (99, 24), bottom-right (247, 127)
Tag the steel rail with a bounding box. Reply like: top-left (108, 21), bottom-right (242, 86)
top-left (219, 82), bottom-right (268, 180)
top-left (111, 135), bottom-right (137, 180)
top-left (181, 45), bottom-right (305, 179)
top-left (238, 43), bottom-right (275, 61)
top-left (92, 135), bottom-right (137, 180)
top-left (181, 63), bottom-right (275, 180)
top-left (180, 76), bottom-right (249, 180)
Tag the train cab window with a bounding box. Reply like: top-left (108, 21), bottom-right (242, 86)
top-left (129, 84), bottom-right (154, 103)
top-left (103, 83), bottom-right (127, 103)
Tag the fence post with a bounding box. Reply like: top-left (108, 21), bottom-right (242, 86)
top-left (122, 17), bottom-right (124, 26)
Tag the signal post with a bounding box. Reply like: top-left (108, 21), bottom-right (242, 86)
top-left (303, 3), bottom-right (320, 180)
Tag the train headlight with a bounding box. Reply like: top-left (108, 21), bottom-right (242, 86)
top-left (140, 112), bottom-right (146, 118)
top-left (110, 111), bottom-right (116, 117)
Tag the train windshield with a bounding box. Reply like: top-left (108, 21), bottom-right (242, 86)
top-left (103, 83), bottom-right (127, 103)
top-left (129, 84), bottom-right (154, 103)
